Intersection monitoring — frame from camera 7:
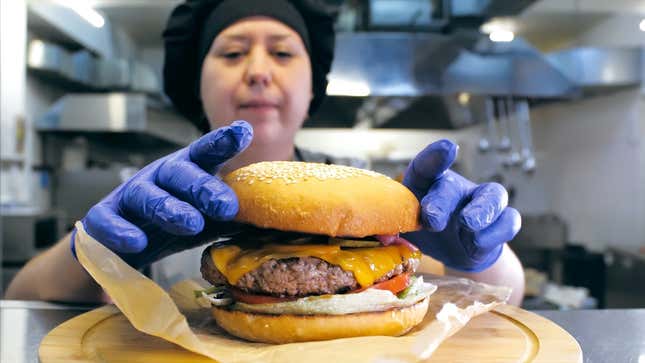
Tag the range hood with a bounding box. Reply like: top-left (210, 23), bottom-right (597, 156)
top-left (359, 0), bottom-right (537, 32)
top-left (36, 93), bottom-right (201, 146)
top-left (314, 32), bottom-right (644, 129)
top-left (546, 47), bottom-right (644, 94)
top-left (447, 37), bottom-right (578, 97)
top-left (327, 32), bottom-right (576, 98)
top-left (318, 33), bottom-right (575, 129)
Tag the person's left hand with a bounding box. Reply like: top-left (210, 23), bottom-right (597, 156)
top-left (401, 140), bottom-right (521, 272)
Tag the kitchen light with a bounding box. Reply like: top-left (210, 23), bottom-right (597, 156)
top-left (54, 0), bottom-right (105, 28)
top-left (457, 92), bottom-right (470, 106)
top-left (326, 79), bottom-right (371, 97)
top-left (481, 17), bottom-right (516, 43)
top-left (27, 40), bottom-right (45, 66)
top-left (489, 30), bottom-right (514, 42)
top-left (639, 19), bottom-right (645, 32)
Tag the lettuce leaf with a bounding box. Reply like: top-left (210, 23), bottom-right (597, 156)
top-left (234, 276), bottom-right (437, 315)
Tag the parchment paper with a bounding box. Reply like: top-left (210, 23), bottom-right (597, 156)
top-left (74, 221), bottom-right (511, 363)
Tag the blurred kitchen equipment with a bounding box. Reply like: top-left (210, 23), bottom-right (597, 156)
top-left (512, 214), bottom-right (568, 283)
top-left (524, 268), bottom-right (548, 297)
top-left (1, 208), bottom-right (65, 263)
top-left (513, 214), bottom-right (568, 250)
top-left (562, 245), bottom-right (606, 308)
top-left (354, 97), bottom-right (412, 129)
top-left (1, 205), bottom-right (66, 297)
top-left (604, 247), bottom-right (645, 308)
top-left (54, 168), bottom-right (123, 229)
top-left (542, 283), bottom-right (594, 309)
top-left (60, 137), bottom-right (89, 171)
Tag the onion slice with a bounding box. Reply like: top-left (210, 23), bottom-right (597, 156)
top-left (375, 234), bottom-right (419, 252)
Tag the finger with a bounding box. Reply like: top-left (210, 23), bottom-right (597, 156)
top-left (84, 204), bottom-right (148, 253)
top-left (420, 174), bottom-right (464, 231)
top-left (469, 207), bottom-right (521, 252)
top-left (157, 160), bottom-right (239, 220)
top-left (402, 139), bottom-right (458, 199)
top-left (120, 181), bottom-right (204, 235)
top-left (189, 120), bottom-right (253, 173)
top-left (460, 182), bottom-right (508, 232)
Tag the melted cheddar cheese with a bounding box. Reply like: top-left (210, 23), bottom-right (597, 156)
top-left (210, 244), bottom-right (420, 288)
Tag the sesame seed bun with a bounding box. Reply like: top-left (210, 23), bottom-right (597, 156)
top-left (222, 161), bottom-right (421, 237)
top-left (209, 161), bottom-right (429, 344)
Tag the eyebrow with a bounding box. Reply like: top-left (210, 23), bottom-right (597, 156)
top-left (220, 33), bottom-right (294, 42)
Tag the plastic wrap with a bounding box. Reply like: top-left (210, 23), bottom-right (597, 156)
top-left (74, 221), bottom-right (511, 362)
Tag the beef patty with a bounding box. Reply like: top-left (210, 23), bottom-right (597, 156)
top-left (200, 246), bottom-right (419, 298)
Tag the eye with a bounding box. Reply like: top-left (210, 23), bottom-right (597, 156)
top-left (273, 50), bottom-right (293, 59)
top-left (222, 51), bottom-right (244, 60)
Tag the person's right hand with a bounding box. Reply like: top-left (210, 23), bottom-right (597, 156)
top-left (71, 121), bottom-right (253, 268)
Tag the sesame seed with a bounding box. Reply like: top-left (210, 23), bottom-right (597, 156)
top-left (233, 161), bottom-right (389, 185)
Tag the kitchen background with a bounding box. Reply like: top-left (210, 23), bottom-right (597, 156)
top-left (1, 0), bottom-right (643, 310)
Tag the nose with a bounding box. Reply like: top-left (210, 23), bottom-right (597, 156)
top-left (244, 48), bottom-right (272, 88)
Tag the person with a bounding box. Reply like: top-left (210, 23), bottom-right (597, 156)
top-left (5, 0), bottom-right (524, 305)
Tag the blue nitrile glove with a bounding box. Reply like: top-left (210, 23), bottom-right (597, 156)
top-left (70, 121), bottom-right (253, 268)
top-left (401, 139), bottom-right (521, 273)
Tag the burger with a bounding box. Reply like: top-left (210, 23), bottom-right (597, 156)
top-left (196, 161), bottom-right (437, 343)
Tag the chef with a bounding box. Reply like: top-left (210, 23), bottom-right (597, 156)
top-left (6, 0), bottom-right (524, 305)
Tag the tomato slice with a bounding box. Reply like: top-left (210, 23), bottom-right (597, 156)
top-left (353, 272), bottom-right (411, 295)
top-left (230, 288), bottom-right (298, 304)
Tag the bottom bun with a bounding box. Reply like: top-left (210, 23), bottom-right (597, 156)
top-left (212, 297), bottom-right (429, 344)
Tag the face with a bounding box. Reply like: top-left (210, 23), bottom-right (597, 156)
top-left (200, 17), bottom-right (313, 147)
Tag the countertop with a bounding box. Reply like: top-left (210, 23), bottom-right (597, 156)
top-left (1, 299), bottom-right (644, 363)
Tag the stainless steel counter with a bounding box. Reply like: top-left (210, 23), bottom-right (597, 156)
top-left (536, 309), bottom-right (645, 363)
top-left (1, 300), bottom-right (99, 363)
top-left (1, 299), bottom-right (644, 362)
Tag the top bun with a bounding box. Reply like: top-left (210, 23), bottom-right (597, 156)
top-left (223, 161), bottom-right (420, 237)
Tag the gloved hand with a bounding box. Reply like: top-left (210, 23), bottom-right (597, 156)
top-left (71, 121), bottom-right (253, 268)
top-left (401, 139), bottom-right (521, 272)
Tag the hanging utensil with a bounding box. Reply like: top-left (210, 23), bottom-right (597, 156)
top-left (515, 100), bottom-right (536, 173)
top-left (478, 97), bottom-right (496, 153)
top-left (496, 97), bottom-right (511, 152)
top-left (503, 98), bottom-right (522, 167)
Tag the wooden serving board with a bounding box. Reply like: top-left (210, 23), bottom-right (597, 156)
top-left (39, 304), bottom-right (581, 363)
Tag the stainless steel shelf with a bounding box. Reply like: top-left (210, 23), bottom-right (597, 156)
top-left (36, 93), bottom-right (201, 147)
top-left (27, 39), bottom-right (160, 95)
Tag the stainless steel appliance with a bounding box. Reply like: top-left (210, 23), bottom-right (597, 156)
top-left (1, 208), bottom-right (66, 263)
top-left (1, 208), bottom-right (66, 292)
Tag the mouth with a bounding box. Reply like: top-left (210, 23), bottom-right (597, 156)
top-left (239, 100), bottom-right (279, 111)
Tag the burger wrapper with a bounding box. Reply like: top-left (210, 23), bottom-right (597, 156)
top-left (74, 221), bottom-right (511, 362)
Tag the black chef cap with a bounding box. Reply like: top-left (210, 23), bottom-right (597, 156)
top-left (163, 0), bottom-right (337, 133)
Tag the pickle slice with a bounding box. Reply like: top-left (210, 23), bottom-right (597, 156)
top-left (328, 237), bottom-right (381, 248)
top-left (285, 237), bottom-right (314, 244)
